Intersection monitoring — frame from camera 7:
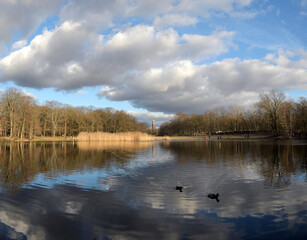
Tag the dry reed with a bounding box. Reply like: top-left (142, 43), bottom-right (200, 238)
top-left (76, 132), bottom-right (169, 142)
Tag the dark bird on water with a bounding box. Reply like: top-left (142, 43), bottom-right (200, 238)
top-left (175, 186), bottom-right (183, 192)
top-left (207, 193), bottom-right (220, 202)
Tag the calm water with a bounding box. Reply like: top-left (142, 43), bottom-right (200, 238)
top-left (0, 140), bottom-right (306, 240)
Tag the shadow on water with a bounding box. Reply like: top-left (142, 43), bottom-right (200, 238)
top-left (0, 140), bottom-right (306, 239)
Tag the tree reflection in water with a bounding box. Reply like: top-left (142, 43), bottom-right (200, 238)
top-left (0, 140), bottom-right (306, 239)
top-left (0, 141), bottom-right (152, 192)
top-left (161, 140), bottom-right (307, 189)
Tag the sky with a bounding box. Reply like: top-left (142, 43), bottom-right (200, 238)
top-left (0, 0), bottom-right (306, 126)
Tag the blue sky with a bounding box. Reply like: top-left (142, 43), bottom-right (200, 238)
top-left (0, 0), bottom-right (306, 125)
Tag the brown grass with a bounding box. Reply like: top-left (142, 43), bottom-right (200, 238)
top-left (76, 132), bottom-right (169, 141)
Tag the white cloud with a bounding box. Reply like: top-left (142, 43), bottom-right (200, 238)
top-left (154, 14), bottom-right (198, 29)
top-left (126, 0), bottom-right (174, 16)
top-left (60, 0), bottom-right (130, 29)
top-left (0, 23), bottom-right (235, 91)
top-left (0, 21), bottom-right (95, 89)
top-left (20, 89), bottom-right (37, 99)
top-left (58, 0), bottom-right (257, 32)
top-left (181, 31), bottom-right (235, 60)
top-left (12, 40), bottom-right (27, 50)
top-left (0, 0), bottom-right (62, 51)
top-left (0, 0), bottom-right (305, 115)
top-left (2, 19), bottom-right (306, 114)
top-left (0, 0), bottom-right (257, 53)
top-left (98, 52), bottom-right (307, 113)
top-left (264, 49), bottom-right (307, 69)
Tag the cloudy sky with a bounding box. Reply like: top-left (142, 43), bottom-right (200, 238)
top-left (0, 0), bottom-right (306, 125)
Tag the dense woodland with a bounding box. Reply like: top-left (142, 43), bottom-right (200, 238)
top-left (159, 90), bottom-right (307, 137)
top-left (0, 87), bottom-right (148, 139)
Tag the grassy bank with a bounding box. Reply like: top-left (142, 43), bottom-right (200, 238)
top-left (163, 134), bottom-right (277, 141)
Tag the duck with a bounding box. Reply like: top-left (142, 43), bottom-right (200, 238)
top-left (207, 193), bottom-right (219, 198)
top-left (175, 186), bottom-right (183, 192)
top-left (207, 193), bottom-right (220, 202)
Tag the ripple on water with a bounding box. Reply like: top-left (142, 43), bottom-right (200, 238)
top-left (0, 140), bottom-right (306, 239)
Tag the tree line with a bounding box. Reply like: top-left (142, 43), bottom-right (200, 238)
top-left (0, 87), bottom-right (149, 139)
top-left (1, 88), bottom-right (306, 139)
top-left (158, 90), bottom-right (306, 137)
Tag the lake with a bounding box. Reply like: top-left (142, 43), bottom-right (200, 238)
top-left (0, 140), bottom-right (306, 240)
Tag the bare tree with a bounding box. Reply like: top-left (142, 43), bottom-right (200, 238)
top-left (294, 97), bottom-right (307, 136)
top-left (45, 101), bottom-right (62, 137)
top-left (0, 88), bottom-right (25, 138)
top-left (257, 90), bottom-right (286, 135)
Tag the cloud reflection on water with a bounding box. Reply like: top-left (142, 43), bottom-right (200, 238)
top-left (0, 140), bottom-right (306, 239)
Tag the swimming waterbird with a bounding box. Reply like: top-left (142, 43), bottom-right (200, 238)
top-left (207, 193), bottom-right (220, 202)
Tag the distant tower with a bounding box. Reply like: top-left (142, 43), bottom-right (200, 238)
top-left (152, 120), bottom-right (155, 131)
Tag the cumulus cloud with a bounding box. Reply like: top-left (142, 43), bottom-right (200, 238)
top-left (60, 0), bottom-right (130, 29)
top-left (98, 52), bottom-right (307, 113)
top-left (2, 18), bottom-right (306, 114)
top-left (58, 0), bottom-right (257, 34)
top-left (0, 0), bottom-right (62, 51)
top-left (0, 0), bottom-right (257, 52)
top-left (181, 31), bottom-right (235, 60)
top-left (264, 49), bottom-right (307, 69)
top-left (0, 0), bottom-right (306, 115)
top-left (0, 23), bottom-right (235, 91)
top-left (0, 21), bottom-right (96, 89)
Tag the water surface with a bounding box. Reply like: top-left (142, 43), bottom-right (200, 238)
top-left (0, 140), bottom-right (306, 239)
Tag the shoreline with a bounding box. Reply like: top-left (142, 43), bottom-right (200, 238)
top-left (0, 134), bottom-right (303, 142)
top-left (160, 134), bottom-right (284, 141)
top-left (0, 136), bottom-right (75, 142)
